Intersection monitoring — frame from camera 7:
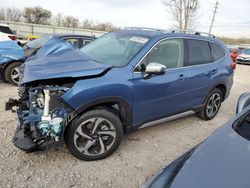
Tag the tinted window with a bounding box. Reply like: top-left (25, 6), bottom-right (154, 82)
top-left (64, 38), bottom-right (79, 48)
top-left (210, 42), bottom-right (225, 61)
top-left (0, 26), bottom-right (14, 34)
top-left (83, 39), bottom-right (92, 46)
top-left (185, 39), bottom-right (211, 66)
top-left (136, 39), bottom-right (184, 71)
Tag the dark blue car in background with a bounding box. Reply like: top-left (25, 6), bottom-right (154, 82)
top-left (0, 34), bottom-right (95, 85)
top-left (6, 28), bottom-right (235, 161)
top-left (143, 93), bottom-right (250, 188)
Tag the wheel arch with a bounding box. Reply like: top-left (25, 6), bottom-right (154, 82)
top-left (215, 84), bottom-right (227, 101)
top-left (74, 97), bottom-right (133, 133)
top-left (201, 82), bottom-right (227, 107)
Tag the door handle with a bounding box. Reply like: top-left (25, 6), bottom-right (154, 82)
top-left (178, 74), bottom-right (185, 80)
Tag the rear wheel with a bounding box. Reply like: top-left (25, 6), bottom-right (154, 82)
top-left (65, 108), bottom-right (123, 161)
top-left (4, 61), bottom-right (23, 85)
top-left (197, 88), bottom-right (222, 120)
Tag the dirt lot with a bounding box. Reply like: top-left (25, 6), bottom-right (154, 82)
top-left (0, 64), bottom-right (249, 188)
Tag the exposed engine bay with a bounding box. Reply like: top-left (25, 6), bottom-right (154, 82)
top-left (6, 85), bottom-right (76, 152)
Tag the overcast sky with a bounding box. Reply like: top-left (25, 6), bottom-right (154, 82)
top-left (1, 0), bottom-right (250, 38)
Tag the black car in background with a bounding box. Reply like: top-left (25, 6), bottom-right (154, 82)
top-left (1, 34), bottom-right (95, 85)
top-left (143, 93), bottom-right (250, 188)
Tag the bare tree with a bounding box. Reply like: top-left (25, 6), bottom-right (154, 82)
top-left (82, 19), bottom-right (94, 29)
top-left (23, 6), bottom-right (51, 24)
top-left (52, 13), bottom-right (63, 26)
top-left (0, 7), bottom-right (22, 22)
top-left (6, 8), bottom-right (22, 22)
top-left (94, 22), bottom-right (117, 32)
top-left (162, 0), bottom-right (199, 31)
top-left (62, 16), bottom-right (79, 28)
top-left (0, 8), bottom-right (6, 20)
top-left (0, 6), bottom-right (120, 32)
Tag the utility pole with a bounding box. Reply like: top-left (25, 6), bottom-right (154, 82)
top-left (209, 1), bottom-right (219, 34)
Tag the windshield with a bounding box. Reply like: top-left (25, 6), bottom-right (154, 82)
top-left (80, 31), bottom-right (150, 67)
top-left (242, 49), bottom-right (250, 55)
top-left (26, 34), bottom-right (52, 49)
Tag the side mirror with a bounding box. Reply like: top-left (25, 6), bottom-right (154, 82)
top-left (236, 93), bottom-right (250, 114)
top-left (145, 62), bottom-right (166, 75)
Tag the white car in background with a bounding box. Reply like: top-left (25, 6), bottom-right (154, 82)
top-left (0, 24), bottom-right (16, 41)
top-left (236, 48), bottom-right (250, 65)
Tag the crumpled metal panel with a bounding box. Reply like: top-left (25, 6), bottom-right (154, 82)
top-left (0, 40), bottom-right (24, 65)
top-left (20, 37), bottom-right (111, 85)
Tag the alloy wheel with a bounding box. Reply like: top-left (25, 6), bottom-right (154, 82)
top-left (206, 93), bottom-right (221, 118)
top-left (73, 117), bottom-right (116, 156)
top-left (10, 66), bottom-right (20, 84)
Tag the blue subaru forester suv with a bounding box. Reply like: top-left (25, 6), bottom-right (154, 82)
top-left (6, 28), bottom-right (235, 161)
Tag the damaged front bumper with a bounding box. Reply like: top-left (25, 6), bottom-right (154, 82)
top-left (5, 86), bottom-right (77, 152)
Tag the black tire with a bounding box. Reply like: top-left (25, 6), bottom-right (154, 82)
top-left (65, 108), bottom-right (123, 161)
top-left (4, 61), bottom-right (23, 86)
top-left (197, 88), bottom-right (222, 121)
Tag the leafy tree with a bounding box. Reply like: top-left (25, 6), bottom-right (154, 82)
top-left (23, 6), bottom-right (51, 24)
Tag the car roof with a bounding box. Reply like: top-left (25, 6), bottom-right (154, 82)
top-left (120, 28), bottom-right (220, 43)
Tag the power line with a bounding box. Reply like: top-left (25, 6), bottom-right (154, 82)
top-left (209, 1), bottom-right (218, 34)
top-left (217, 12), bottom-right (249, 25)
top-left (217, 2), bottom-right (250, 23)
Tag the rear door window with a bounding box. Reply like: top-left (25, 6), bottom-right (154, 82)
top-left (78, 38), bottom-right (93, 48)
top-left (64, 38), bottom-right (80, 48)
top-left (83, 39), bottom-right (92, 46)
top-left (210, 42), bottom-right (225, 61)
top-left (185, 39), bottom-right (212, 66)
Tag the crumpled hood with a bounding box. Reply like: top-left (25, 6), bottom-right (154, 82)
top-left (0, 40), bottom-right (24, 65)
top-left (20, 45), bottom-right (111, 85)
top-left (169, 108), bottom-right (250, 188)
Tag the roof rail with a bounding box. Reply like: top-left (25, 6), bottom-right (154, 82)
top-left (124, 27), bottom-right (216, 38)
top-left (170, 29), bottom-right (216, 38)
top-left (125, 27), bottom-right (166, 32)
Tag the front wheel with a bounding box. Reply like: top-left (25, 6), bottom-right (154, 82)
top-left (4, 61), bottom-right (23, 85)
top-left (197, 88), bottom-right (222, 121)
top-left (65, 108), bottom-right (123, 161)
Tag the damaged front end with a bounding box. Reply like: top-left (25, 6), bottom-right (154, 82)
top-left (6, 85), bottom-right (77, 152)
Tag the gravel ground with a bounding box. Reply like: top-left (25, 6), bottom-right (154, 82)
top-left (0, 64), bottom-right (249, 188)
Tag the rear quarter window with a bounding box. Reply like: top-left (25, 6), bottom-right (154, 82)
top-left (210, 42), bottom-right (225, 61)
top-left (185, 39), bottom-right (211, 66)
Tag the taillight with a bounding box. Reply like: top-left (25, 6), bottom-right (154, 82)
top-left (8, 35), bottom-right (16, 40)
top-left (231, 62), bottom-right (236, 70)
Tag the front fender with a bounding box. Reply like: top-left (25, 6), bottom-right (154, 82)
top-left (61, 67), bottom-right (133, 126)
top-left (62, 81), bottom-right (132, 111)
